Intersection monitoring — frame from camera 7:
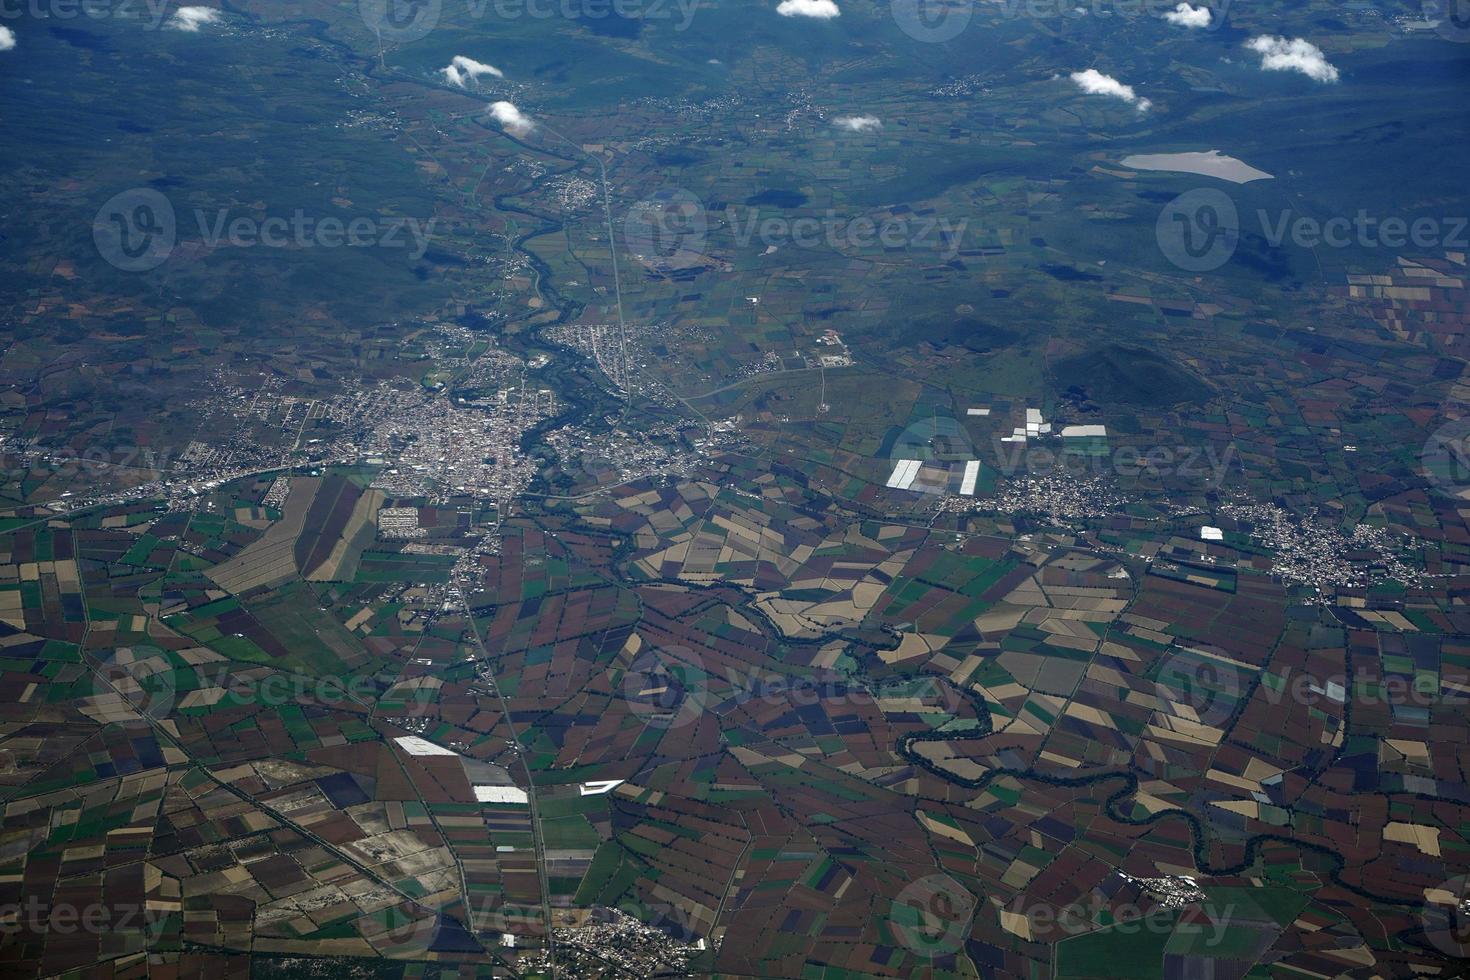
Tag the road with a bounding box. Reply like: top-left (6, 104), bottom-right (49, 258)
top-left (461, 593), bottom-right (559, 978)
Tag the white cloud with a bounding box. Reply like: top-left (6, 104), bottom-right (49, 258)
top-left (834, 115), bottom-right (881, 132)
top-left (1069, 69), bottom-right (1151, 112)
top-left (777, 0), bottom-right (840, 18)
top-left (0, 26), bottom-right (14, 51)
top-left (1245, 36), bottom-right (1339, 83)
top-left (440, 55), bottom-right (503, 88)
top-left (1163, 2), bottom-right (1210, 28)
top-left (490, 101), bottom-right (533, 135)
top-left (167, 6), bottom-right (221, 31)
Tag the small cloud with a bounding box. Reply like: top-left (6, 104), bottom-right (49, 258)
top-left (1163, 2), bottom-right (1210, 28)
top-left (777, 0), bottom-right (840, 18)
top-left (834, 115), bottom-right (881, 132)
top-left (440, 55), bottom-right (503, 88)
top-left (1245, 36), bottom-right (1339, 83)
top-left (490, 101), bottom-right (533, 135)
top-left (0, 26), bottom-right (14, 50)
top-left (1069, 69), bottom-right (1151, 112)
top-left (168, 6), bottom-right (221, 31)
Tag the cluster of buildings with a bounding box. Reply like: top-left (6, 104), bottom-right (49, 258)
top-left (808, 329), bottom-right (854, 369)
top-left (541, 419), bottom-right (707, 488)
top-left (519, 906), bottom-right (713, 978)
top-left (1216, 501), bottom-right (1426, 596)
top-left (551, 174), bottom-right (599, 211)
top-left (364, 388), bottom-right (553, 503)
top-left (987, 473), bottom-right (1129, 520)
top-left (377, 506), bottom-right (428, 539)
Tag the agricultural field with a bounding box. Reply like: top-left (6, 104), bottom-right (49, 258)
top-left (2, 0), bottom-right (1470, 975)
